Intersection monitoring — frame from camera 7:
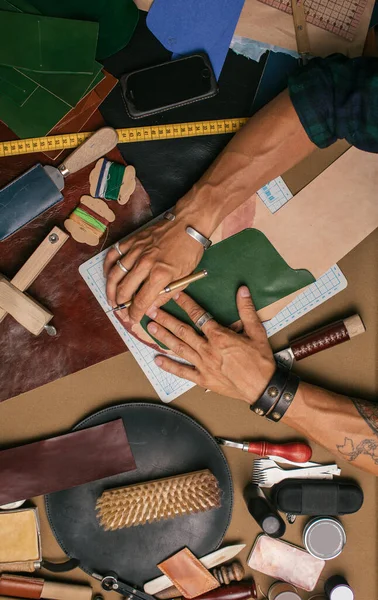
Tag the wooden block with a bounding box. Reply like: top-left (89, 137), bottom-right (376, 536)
top-left (0, 227), bottom-right (68, 324)
top-left (0, 276), bottom-right (53, 335)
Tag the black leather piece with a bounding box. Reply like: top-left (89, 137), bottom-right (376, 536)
top-left (271, 480), bottom-right (364, 515)
top-left (100, 13), bottom-right (266, 215)
top-left (250, 365), bottom-right (289, 417)
top-left (266, 371), bottom-right (300, 422)
top-left (45, 403), bottom-right (233, 586)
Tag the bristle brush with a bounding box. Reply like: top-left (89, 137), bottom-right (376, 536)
top-left (96, 469), bottom-right (221, 530)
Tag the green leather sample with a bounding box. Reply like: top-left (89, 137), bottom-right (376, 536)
top-left (141, 229), bottom-right (315, 345)
top-left (27, 0), bottom-right (139, 59)
top-left (0, 12), bottom-right (98, 73)
top-left (0, 6), bottom-right (104, 136)
top-left (0, 0), bottom-right (39, 13)
top-left (0, 65), bottom-right (37, 105)
top-left (18, 61), bottom-right (104, 107)
top-left (0, 86), bottom-right (73, 137)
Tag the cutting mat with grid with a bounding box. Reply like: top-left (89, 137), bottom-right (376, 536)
top-left (80, 176), bottom-right (347, 403)
top-left (258, 0), bottom-right (367, 40)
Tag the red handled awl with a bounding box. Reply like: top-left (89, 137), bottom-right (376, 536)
top-left (216, 438), bottom-right (312, 463)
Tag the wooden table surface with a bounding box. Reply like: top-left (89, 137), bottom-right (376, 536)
top-left (0, 226), bottom-right (377, 599)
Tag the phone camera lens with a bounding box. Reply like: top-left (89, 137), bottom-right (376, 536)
top-left (202, 68), bottom-right (210, 79)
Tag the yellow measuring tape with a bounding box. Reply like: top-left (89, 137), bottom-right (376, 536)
top-left (0, 117), bottom-right (249, 158)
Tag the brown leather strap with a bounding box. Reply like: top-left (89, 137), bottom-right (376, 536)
top-left (291, 320), bottom-right (349, 360)
top-left (0, 575), bottom-right (43, 599)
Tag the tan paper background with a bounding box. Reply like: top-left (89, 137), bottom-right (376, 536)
top-left (0, 222), bottom-right (376, 598)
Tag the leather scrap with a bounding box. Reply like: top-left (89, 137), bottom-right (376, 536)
top-left (0, 112), bottom-right (153, 403)
top-left (158, 548), bottom-right (220, 599)
top-left (0, 419), bottom-right (136, 506)
top-left (0, 574), bottom-right (44, 598)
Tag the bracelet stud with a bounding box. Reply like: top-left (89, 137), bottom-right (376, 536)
top-left (267, 386), bottom-right (279, 398)
top-left (271, 412), bottom-right (281, 421)
top-left (254, 408), bottom-right (264, 416)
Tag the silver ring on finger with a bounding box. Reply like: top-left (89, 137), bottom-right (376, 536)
top-left (113, 241), bottom-right (123, 257)
top-left (195, 311), bottom-right (214, 331)
top-left (116, 259), bottom-right (129, 274)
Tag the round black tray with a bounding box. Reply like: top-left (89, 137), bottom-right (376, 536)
top-left (46, 402), bottom-right (233, 586)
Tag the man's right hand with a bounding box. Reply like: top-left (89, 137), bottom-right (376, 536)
top-left (103, 214), bottom-right (205, 323)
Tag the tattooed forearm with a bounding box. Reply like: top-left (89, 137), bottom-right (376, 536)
top-left (337, 436), bottom-right (378, 464)
top-left (350, 397), bottom-right (378, 436)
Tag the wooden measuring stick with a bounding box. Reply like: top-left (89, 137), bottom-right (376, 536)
top-left (0, 276), bottom-right (53, 335)
top-left (0, 227), bottom-right (68, 323)
top-left (291, 0), bottom-right (311, 60)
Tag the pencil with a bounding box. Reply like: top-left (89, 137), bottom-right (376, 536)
top-left (108, 269), bottom-right (208, 313)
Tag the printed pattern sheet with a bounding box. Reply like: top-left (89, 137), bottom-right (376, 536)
top-left (257, 0), bottom-right (367, 41)
top-left (80, 176), bottom-right (347, 402)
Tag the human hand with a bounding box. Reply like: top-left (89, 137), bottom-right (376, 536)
top-left (103, 214), bottom-right (204, 323)
top-left (146, 287), bottom-right (276, 404)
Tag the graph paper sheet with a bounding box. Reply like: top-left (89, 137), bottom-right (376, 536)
top-left (80, 177), bottom-right (347, 402)
top-left (257, 0), bottom-right (367, 41)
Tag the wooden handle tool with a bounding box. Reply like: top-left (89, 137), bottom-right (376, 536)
top-left (61, 127), bottom-right (118, 175)
top-left (274, 314), bottom-right (365, 368)
top-left (0, 227), bottom-right (68, 324)
top-left (217, 438), bottom-right (312, 463)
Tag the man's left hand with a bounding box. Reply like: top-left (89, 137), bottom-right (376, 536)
top-left (147, 287), bottom-right (275, 404)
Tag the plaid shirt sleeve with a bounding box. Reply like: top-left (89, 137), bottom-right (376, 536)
top-left (288, 54), bottom-right (378, 153)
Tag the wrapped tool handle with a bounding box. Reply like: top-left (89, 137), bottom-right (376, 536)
top-left (60, 128), bottom-right (118, 175)
top-left (246, 441), bottom-right (312, 463)
top-left (290, 315), bottom-right (365, 361)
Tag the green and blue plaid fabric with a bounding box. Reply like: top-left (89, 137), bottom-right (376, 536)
top-left (288, 54), bottom-right (378, 153)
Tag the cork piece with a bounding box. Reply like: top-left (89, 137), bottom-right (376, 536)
top-left (89, 158), bottom-right (106, 197)
top-left (89, 159), bottom-right (136, 205)
top-left (64, 196), bottom-right (115, 246)
top-left (96, 470), bottom-right (221, 530)
top-left (118, 165), bottom-right (136, 205)
top-left (344, 315), bottom-right (365, 338)
top-left (64, 218), bottom-right (100, 247)
top-left (158, 548), bottom-right (220, 599)
top-left (80, 195), bottom-right (115, 222)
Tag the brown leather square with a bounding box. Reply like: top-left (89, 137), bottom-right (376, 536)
top-left (158, 548), bottom-right (220, 599)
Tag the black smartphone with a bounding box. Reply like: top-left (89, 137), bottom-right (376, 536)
top-left (120, 53), bottom-right (218, 119)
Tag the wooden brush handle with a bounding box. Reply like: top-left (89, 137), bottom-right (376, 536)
top-left (61, 128), bottom-right (118, 175)
top-left (246, 441), bottom-right (312, 462)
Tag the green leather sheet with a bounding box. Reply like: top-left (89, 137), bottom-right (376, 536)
top-left (0, 12), bottom-right (99, 73)
top-left (0, 3), bottom-right (104, 137)
top-left (26, 0), bottom-right (139, 59)
top-left (141, 229), bottom-right (315, 346)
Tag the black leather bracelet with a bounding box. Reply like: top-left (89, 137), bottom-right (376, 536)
top-left (266, 371), bottom-right (300, 422)
top-left (250, 365), bottom-right (290, 416)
